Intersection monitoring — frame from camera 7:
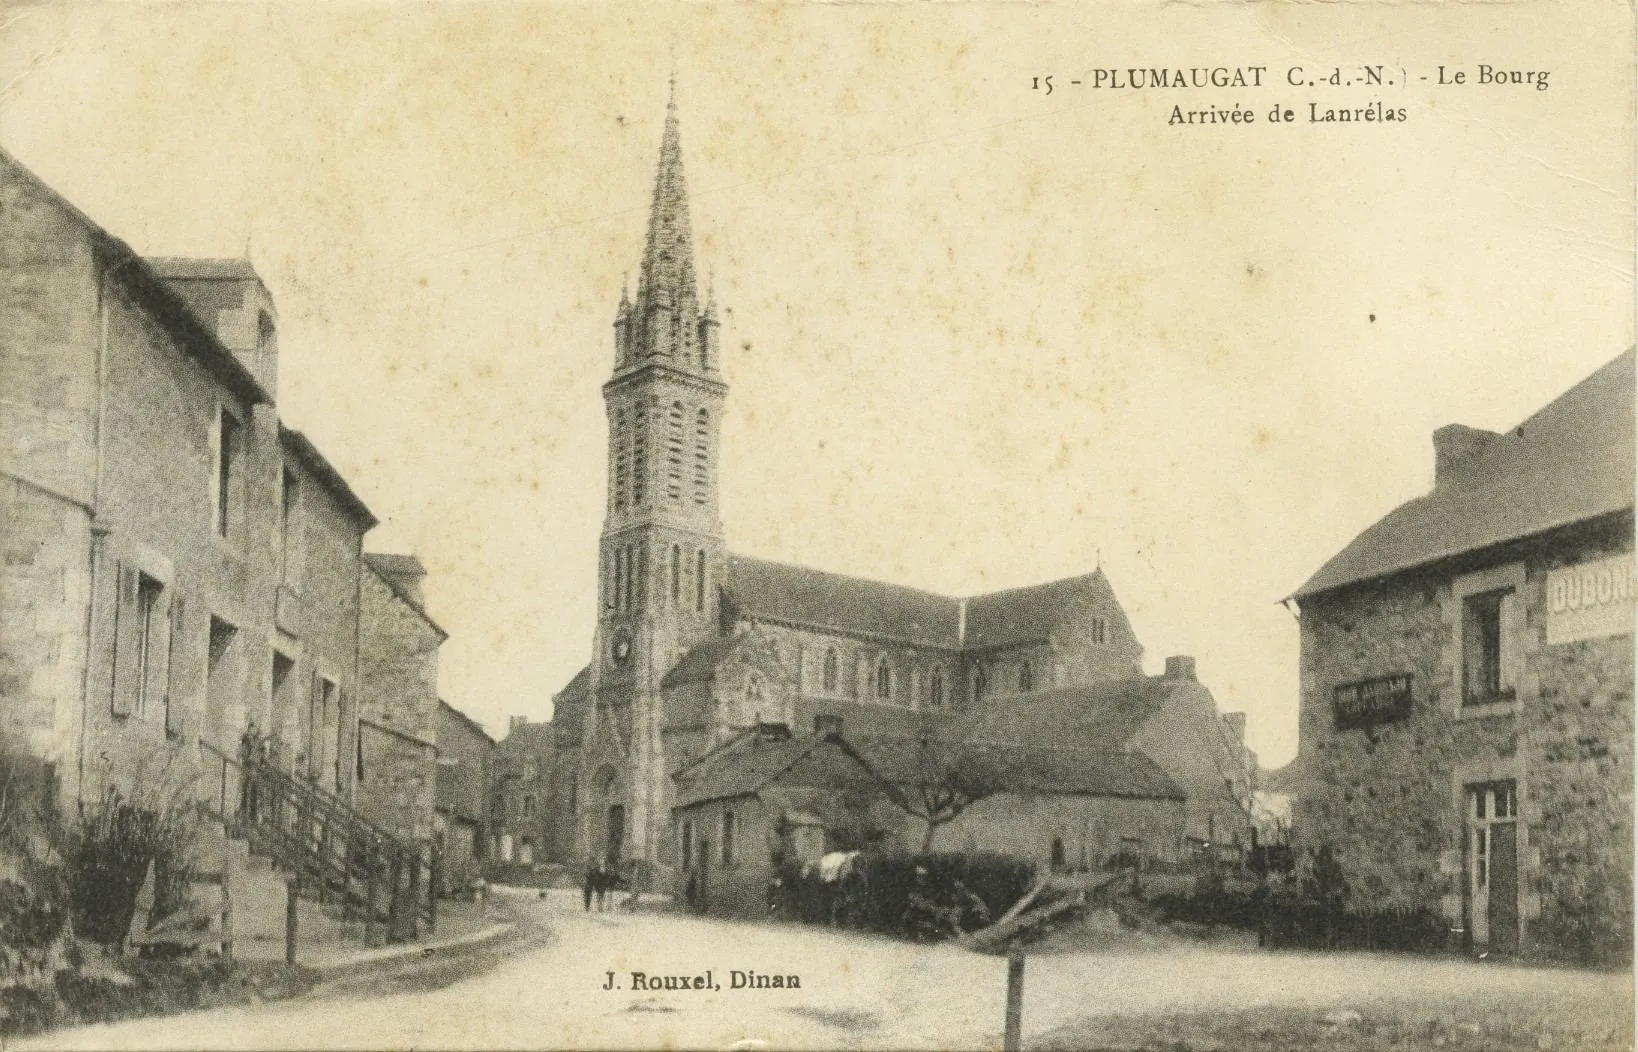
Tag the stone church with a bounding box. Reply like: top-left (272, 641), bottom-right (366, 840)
top-left (548, 91), bottom-right (1253, 877)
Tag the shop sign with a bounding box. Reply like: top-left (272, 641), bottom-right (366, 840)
top-left (1332, 673), bottom-right (1413, 731)
top-left (1546, 554), bottom-right (1636, 645)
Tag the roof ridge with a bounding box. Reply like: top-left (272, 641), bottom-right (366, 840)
top-left (727, 552), bottom-right (958, 604)
top-left (967, 567), bottom-right (1108, 604)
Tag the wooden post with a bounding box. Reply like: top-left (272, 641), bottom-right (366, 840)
top-left (285, 877), bottom-right (299, 965)
top-left (220, 873), bottom-right (234, 964)
top-left (1003, 946), bottom-right (1025, 1052)
top-left (366, 855), bottom-right (380, 946)
top-left (428, 847), bottom-right (440, 933)
top-left (388, 849), bottom-right (405, 943)
top-left (401, 845), bottom-right (416, 930)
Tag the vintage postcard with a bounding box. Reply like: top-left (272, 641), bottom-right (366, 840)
top-left (0, 1), bottom-right (1632, 1049)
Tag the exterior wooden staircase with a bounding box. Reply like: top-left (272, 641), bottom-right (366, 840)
top-left (177, 737), bottom-right (438, 952)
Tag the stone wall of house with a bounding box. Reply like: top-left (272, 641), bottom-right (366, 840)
top-left (1131, 677), bottom-right (1257, 847)
top-left (932, 792), bottom-right (1187, 867)
top-left (356, 723), bottom-right (435, 842)
top-left (0, 152), bottom-right (378, 817)
top-left (0, 479), bottom-right (92, 794)
top-left (673, 795), bottom-right (774, 919)
top-left (355, 565), bottom-right (440, 837)
top-left (1294, 516), bottom-right (1633, 960)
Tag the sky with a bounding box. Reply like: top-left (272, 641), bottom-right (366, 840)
top-left (1, 1), bottom-right (1631, 766)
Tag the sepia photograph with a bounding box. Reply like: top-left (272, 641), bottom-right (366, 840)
top-left (0, 1), bottom-right (1633, 1048)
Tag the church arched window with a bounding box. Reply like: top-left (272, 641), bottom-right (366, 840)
top-left (695, 549), bottom-right (707, 612)
top-left (666, 402), bottom-right (685, 503)
top-left (632, 402), bottom-right (648, 506)
top-left (875, 658), bottom-right (891, 701)
top-left (930, 668), bottom-right (945, 709)
top-left (822, 649), bottom-right (838, 694)
top-left (694, 409), bottom-right (710, 505)
top-left (1019, 661), bottom-right (1033, 693)
top-left (670, 545), bottom-right (681, 605)
top-left (613, 409), bottom-right (629, 512)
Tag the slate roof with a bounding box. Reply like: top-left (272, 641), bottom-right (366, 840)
top-left (956, 677), bottom-right (1173, 751)
top-left (672, 727), bottom-right (887, 808)
top-left (282, 426), bottom-right (380, 530)
top-left (364, 553), bottom-right (427, 580)
top-left (147, 257), bottom-right (264, 282)
top-left (1293, 350), bottom-right (1635, 600)
top-left (964, 570), bottom-right (1117, 650)
top-left (661, 637), bottom-right (740, 688)
top-left (847, 677), bottom-right (1187, 800)
top-left (0, 149), bottom-right (271, 408)
top-left (722, 554), bottom-right (961, 648)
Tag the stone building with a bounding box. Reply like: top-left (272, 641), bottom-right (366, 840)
top-left (1289, 349), bottom-right (1634, 962)
top-left (355, 554), bottom-right (445, 842)
top-left (491, 716), bottom-right (555, 866)
top-left (0, 147), bottom-right (381, 812)
top-left (550, 92), bottom-right (1257, 887)
top-left (0, 142), bottom-right (453, 874)
top-left (435, 699), bottom-right (494, 894)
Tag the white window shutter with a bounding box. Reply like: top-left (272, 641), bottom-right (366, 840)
top-left (1499, 590), bottom-right (1521, 693)
top-left (163, 593), bottom-right (184, 738)
top-left (110, 564), bottom-right (137, 717)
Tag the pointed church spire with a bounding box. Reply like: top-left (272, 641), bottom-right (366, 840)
top-left (634, 79), bottom-right (698, 320)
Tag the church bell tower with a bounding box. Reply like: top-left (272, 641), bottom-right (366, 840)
top-left (584, 83), bottom-right (727, 869)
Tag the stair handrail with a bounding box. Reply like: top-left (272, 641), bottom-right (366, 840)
top-left (198, 736), bottom-right (436, 939)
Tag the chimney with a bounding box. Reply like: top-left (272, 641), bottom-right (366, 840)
top-left (368, 554), bottom-right (428, 605)
top-left (1164, 655), bottom-right (1196, 681)
top-left (509, 715), bottom-right (527, 733)
top-left (1432, 424), bottom-right (1497, 487)
top-left (146, 258), bottom-right (280, 400)
top-left (813, 714), bottom-right (844, 740)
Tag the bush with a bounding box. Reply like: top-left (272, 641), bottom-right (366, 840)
top-left (64, 790), bottom-right (195, 948)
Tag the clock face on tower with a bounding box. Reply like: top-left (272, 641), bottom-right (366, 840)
top-left (609, 628), bottom-right (634, 668)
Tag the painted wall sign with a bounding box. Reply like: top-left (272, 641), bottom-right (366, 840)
top-left (1332, 673), bottom-right (1413, 731)
top-left (1546, 554), bottom-right (1636, 646)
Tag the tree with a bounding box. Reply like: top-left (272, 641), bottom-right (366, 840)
top-left (886, 723), bottom-right (1044, 852)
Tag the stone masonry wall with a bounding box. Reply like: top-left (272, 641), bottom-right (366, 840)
top-left (1294, 516), bottom-right (1633, 960)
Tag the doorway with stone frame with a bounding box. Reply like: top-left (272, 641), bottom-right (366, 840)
top-left (1464, 779), bottom-right (1520, 956)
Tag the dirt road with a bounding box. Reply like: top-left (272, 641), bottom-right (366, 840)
top-left (24, 889), bottom-right (1632, 1050)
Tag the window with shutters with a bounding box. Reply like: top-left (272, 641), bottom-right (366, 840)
top-left (1462, 588), bottom-right (1515, 705)
top-left (1018, 661), bottom-right (1033, 693)
top-left (1091, 617), bottom-right (1108, 645)
top-left (875, 658), bottom-right (892, 701)
top-left (670, 545), bottom-right (681, 605)
top-left (695, 549), bottom-right (706, 612)
top-left (930, 668), bottom-right (945, 709)
top-left (133, 575), bottom-right (162, 716)
top-left (721, 809), bottom-right (736, 866)
top-left (822, 649), bottom-right (839, 694)
top-left (113, 567), bottom-right (169, 719)
top-left (1452, 563), bottom-right (1524, 714)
